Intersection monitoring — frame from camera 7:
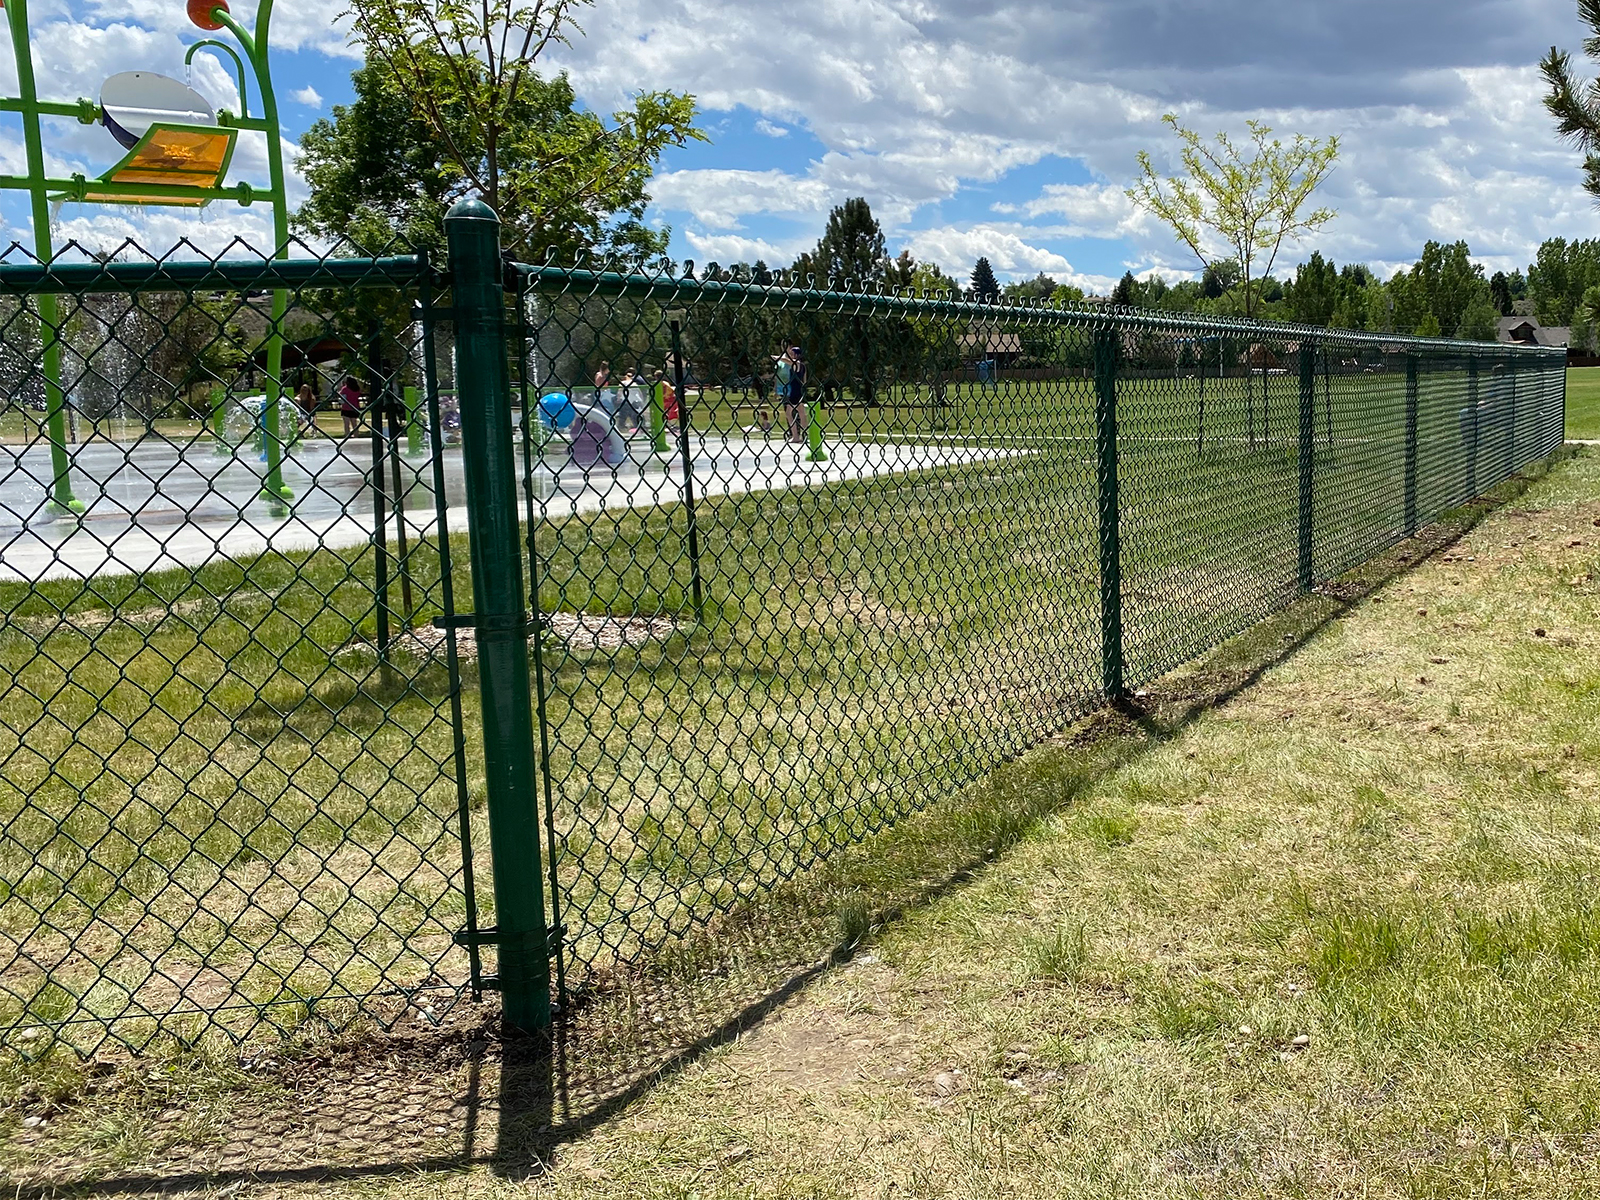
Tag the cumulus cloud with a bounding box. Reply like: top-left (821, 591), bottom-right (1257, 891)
top-left (292, 85), bottom-right (323, 109)
top-left (550, 0), bottom-right (1600, 281)
top-left (684, 230), bottom-right (807, 266)
top-left (901, 225), bottom-right (1118, 293)
top-left (7, 0), bottom-right (1600, 281)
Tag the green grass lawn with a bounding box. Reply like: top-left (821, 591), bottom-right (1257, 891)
top-left (1568, 366), bottom-right (1600, 439)
top-left (0, 362), bottom-right (1568, 1058)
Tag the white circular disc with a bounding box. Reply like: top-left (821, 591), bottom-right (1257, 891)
top-left (100, 72), bottom-right (216, 149)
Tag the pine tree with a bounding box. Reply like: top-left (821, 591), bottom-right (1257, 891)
top-left (803, 197), bottom-right (888, 289)
top-left (970, 257), bottom-right (1000, 301)
top-left (1111, 271), bottom-right (1137, 306)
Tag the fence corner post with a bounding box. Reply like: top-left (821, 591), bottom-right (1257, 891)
top-left (1093, 324), bottom-right (1123, 699)
top-left (1298, 338), bottom-right (1316, 593)
top-left (1404, 352), bottom-right (1419, 536)
top-left (446, 195), bottom-right (552, 1034)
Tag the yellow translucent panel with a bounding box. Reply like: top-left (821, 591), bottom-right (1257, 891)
top-left (101, 125), bottom-right (234, 205)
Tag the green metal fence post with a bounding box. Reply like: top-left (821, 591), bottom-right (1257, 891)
top-left (1298, 339), bottom-right (1317, 593)
top-left (1467, 353), bottom-right (1480, 497)
top-left (1404, 353), bottom-right (1419, 536)
top-left (1093, 325), bottom-right (1123, 699)
top-left (447, 197), bottom-right (551, 1033)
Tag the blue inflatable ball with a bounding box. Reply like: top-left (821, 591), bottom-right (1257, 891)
top-left (539, 391), bottom-right (577, 431)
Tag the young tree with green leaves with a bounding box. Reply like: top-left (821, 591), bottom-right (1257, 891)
top-left (341, 0), bottom-right (705, 258)
top-left (1128, 115), bottom-right (1339, 317)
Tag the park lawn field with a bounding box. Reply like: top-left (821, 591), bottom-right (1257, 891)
top-left (1567, 366), bottom-right (1600, 439)
top-left (3, 446), bottom-right (1593, 1195)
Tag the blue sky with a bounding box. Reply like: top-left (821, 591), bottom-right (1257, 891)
top-left (4, 0), bottom-right (1600, 293)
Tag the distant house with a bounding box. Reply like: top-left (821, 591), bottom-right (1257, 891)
top-left (1497, 316), bottom-right (1570, 350)
top-left (958, 328), bottom-right (1024, 366)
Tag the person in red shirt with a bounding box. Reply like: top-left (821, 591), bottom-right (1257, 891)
top-left (338, 376), bottom-right (363, 436)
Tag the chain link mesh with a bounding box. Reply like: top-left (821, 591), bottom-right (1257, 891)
top-left (0, 242), bottom-right (1567, 1054)
top-left (509, 264), bottom-right (1566, 1003)
top-left (0, 238), bottom-right (478, 1055)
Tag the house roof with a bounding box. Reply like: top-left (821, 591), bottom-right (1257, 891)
top-left (1497, 315), bottom-right (1569, 347)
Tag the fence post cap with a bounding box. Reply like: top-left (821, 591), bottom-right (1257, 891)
top-left (445, 196), bottom-right (499, 227)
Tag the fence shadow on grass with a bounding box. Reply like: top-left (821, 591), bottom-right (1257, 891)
top-left (9, 452), bottom-right (1562, 1196)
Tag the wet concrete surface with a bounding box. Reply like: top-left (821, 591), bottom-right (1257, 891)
top-left (0, 430), bottom-right (1019, 582)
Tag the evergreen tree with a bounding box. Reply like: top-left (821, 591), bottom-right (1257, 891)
top-left (798, 197), bottom-right (888, 289)
top-left (970, 257), bottom-right (1001, 301)
top-left (886, 250), bottom-right (917, 291)
top-left (1111, 270), bottom-right (1137, 306)
top-left (1288, 252), bottom-right (1340, 325)
top-left (1490, 270), bottom-right (1514, 316)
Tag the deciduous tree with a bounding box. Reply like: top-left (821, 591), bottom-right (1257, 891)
top-left (1128, 115), bottom-right (1339, 317)
top-left (341, 0), bottom-right (705, 257)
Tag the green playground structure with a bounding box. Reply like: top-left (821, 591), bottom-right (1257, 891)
top-left (0, 0), bottom-right (293, 513)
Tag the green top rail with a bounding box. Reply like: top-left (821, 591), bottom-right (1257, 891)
top-left (0, 251), bottom-right (428, 295)
top-left (511, 261), bottom-right (1568, 354)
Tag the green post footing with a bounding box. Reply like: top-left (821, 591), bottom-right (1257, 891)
top-left (1093, 325), bottom-right (1122, 699)
top-left (650, 381), bottom-right (669, 454)
top-left (405, 385), bottom-right (423, 456)
top-left (805, 399), bottom-right (827, 462)
top-left (447, 196), bottom-right (552, 1034)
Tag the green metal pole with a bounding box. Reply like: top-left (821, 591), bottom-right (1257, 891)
top-left (805, 394), bottom-right (827, 462)
top-left (447, 197), bottom-right (551, 1033)
top-left (669, 319), bottom-right (706, 626)
top-left (404, 384), bottom-right (423, 457)
top-left (1297, 339), bottom-right (1316, 593)
top-left (1467, 354), bottom-right (1479, 497)
top-left (6, 0), bottom-right (80, 515)
top-left (213, 1), bottom-right (291, 511)
top-left (1404, 353), bottom-right (1419, 536)
top-left (649, 380), bottom-right (669, 454)
top-left (1093, 325), bottom-right (1122, 699)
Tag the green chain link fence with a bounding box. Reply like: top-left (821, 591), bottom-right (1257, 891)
top-left (0, 198), bottom-right (1570, 1054)
top-left (505, 248), bottom-right (1566, 1018)
top-left (0, 235), bottom-right (486, 1055)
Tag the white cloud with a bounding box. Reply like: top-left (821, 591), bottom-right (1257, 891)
top-left (684, 230), bottom-right (806, 266)
top-left (901, 224), bottom-right (1118, 293)
top-left (753, 118), bottom-right (789, 138)
top-left (552, 0), bottom-right (1600, 277)
top-left (291, 85), bottom-right (323, 109)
